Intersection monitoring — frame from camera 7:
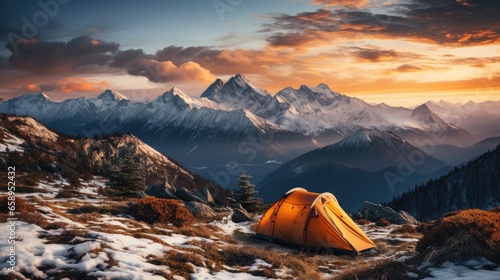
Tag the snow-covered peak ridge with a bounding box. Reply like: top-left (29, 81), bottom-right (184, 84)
top-left (305, 83), bottom-right (339, 96)
top-left (96, 89), bottom-right (129, 101)
top-left (11, 92), bottom-right (52, 102)
top-left (153, 87), bottom-right (209, 109)
top-left (224, 73), bottom-right (270, 97)
top-left (333, 129), bottom-right (405, 149)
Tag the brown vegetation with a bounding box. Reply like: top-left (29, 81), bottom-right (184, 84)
top-left (128, 197), bottom-right (195, 226)
top-left (355, 218), bottom-right (370, 225)
top-left (417, 209), bottom-right (500, 265)
top-left (375, 218), bottom-right (391, 227)
top-left (391, 224), bottom-right (417, 234)
top-left (336, 260), bottom-right (430, 280)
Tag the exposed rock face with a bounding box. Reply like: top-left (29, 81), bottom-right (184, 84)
top-left (195, 188), bottom-right (215, 204)
top-left (362, 201), bottom-right (419, 225)
top-left (176, 187), bottom-right (204, 203)
top-left (145, 182), bottom-right (178, 199)
top-left (232, 208), bottom-right (252, 223)
top-left (184, 201), bottom-right (216, 219)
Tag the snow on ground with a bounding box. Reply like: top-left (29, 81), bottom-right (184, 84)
top-left (191, 267), bottom-right (271, 280)
top-left (210, 214), bottom-right (258, 235)
top-left (0, 131), bottom-right (24, 152)
top-left (423, 259), bottom-right (500, 280)
top-left (1, 177), bottom-right (498, 279)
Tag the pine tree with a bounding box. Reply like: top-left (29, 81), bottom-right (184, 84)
top-left (107, 153), bottom-right (146, 197)
top-left (233, 169), bottom-right (263, 212)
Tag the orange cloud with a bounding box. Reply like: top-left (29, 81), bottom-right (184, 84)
top-left (22, 84), bottom-right (42, 92)
top-left (310, 0), bottom-right (369, 8)
top-left (56, 77), bottom-right (109, 92)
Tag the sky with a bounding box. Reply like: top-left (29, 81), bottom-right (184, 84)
top-left (0, 0), bottom-right (499, 106)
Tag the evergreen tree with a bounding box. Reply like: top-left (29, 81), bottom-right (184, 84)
top-left (107, 153), bottom-right (146, 197)
top-left (233, 169), bottom-right (263, 212)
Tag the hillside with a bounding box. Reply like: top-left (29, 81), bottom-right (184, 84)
top-left (0, 113), bottom-right (230, 203)
top-left (388, 144), bottom-right (500, 221)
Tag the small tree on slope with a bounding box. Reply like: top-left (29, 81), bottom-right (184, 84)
top-left (234, 169), bottom-right (263, 212)
top-left (107, 153), bottom-right (146, 197)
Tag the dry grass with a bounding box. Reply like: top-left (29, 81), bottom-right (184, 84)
top-left (67, 203), bottom-right (128, 216)
top-left (336, 259), bottom-right (430, 280)
top-left (174, 224), bottom-right (234, 243)
top-left (0, 196), bottom-right (50, 228)
top-left (391, 224), bottom-right (417, 234)
top-left (44, 229), bottom-right (89, 244)
top-left (417, 209), bottom-right (500, 265)
top-left (149, 249), bottom-right (204, 279)
top-left (55, 185), bottom-right (82, 198)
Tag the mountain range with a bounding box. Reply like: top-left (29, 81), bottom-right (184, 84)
top-left (1, 74), bottom-right (498, 187)
top-left (256, 130), bottom-right (453, 211)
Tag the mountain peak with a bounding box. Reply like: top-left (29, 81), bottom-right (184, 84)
top-left (97, 89), bottom-right (128, 101)
top-left (14, 93), bottom-right (52, 102)
top-left (200, 78), bottom-right (224, 98)
top-left (336, 129), bottom-right (401, 148)
top-left (412, 104), bottom-right (432, 116)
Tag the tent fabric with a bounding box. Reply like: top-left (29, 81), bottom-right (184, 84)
top-left (255, 188), bottom-right (376, 253)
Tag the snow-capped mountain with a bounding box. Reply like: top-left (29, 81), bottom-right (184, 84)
top-left (200, 74), bottom-right (272, 113)
top-left (425, 99), bottom-right (500, 136)
top-left (0, 74), bottom-right (481, 186)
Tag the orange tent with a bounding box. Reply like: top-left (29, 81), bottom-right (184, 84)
top-left (255, 188), bottom-right (376, 254)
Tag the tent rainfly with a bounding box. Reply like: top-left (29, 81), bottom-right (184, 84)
top-left (255, 188), bottom-right (376, 254)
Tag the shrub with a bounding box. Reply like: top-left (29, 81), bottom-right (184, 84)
top-left (417, 209), bottom-right (500, 265)
top-left (355, 218), bottom-right (370, 225)
top-left (391, 224), bottom-right (417, 234)
top-left (128, 197), bottom-right (195, 226)
top-left (375, 218), bottom-right (390, 227)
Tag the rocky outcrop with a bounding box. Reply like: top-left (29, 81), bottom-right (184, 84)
top-left (362, 201), bottom-right (419, 225)
top-left (176, 187), bottom-right (205, 203)
top-left (184, 201), bottom-right (217, 219)
top-left (145, 182), bottom-right (178, 199)
top-left (195, 188), bottom-right (215, 204)
top-left (231, 208), bottom-right (252, 223)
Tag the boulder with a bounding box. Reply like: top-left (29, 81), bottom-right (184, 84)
top-left (176, 187), bottom-right (204, 202)
top-left (351, 211), bottom-right (363, 220)
top-left (136, 191), bottom-right (148, 198)
top-left (145, 182), bottom-right (178, 199)
top-left (232, 208), bottom-right (252, 223)
top-left (195, 188), bottom-right (215, 204)
top-left (362, 201), bottom-right (419, 225)
top-left (183, 201), bottom-right (216, 219)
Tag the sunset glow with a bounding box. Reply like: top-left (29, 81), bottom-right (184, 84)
top-left (0, 0), bottom-right (498, 106)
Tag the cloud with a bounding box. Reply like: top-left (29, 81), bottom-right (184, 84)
top-left (264, 1), bottom-right (500, 47)
top-left (310, 0), bottom-right (369, 8)
top-left (6, 36), bottom-right (119, 75)
top-left (394, 64), bottom-right (423, 72)
top-left (350, 47), bottom-right (398, 62)
top-left (25, 77), bottom-right (109, 93)
top-left (446, 56), bottom-right (500, 68)
top-left (127, 59), bottom-right (215, 83)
